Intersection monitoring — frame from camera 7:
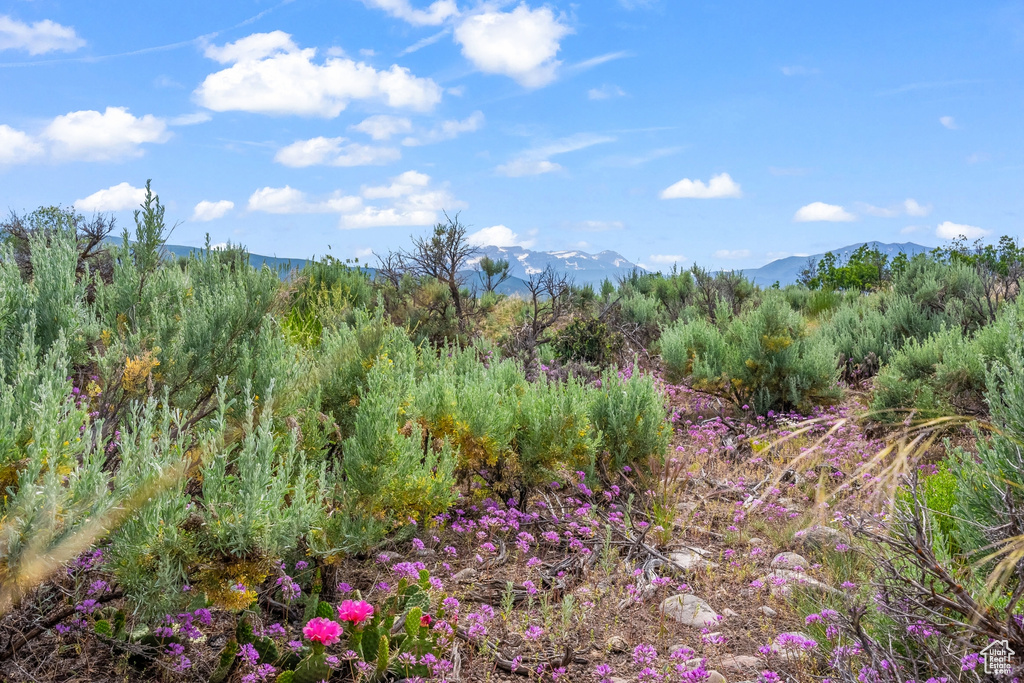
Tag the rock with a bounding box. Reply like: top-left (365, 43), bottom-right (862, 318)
top-left (668, 546), bottom-right (718, 572)
top-left (756, 569), bottom-right (838, 598)
top-left (770, 631), bottom-right (818, 662)
top-left (605, 635), bottom-right (628, 653)
top-left (759, 606), bottom-right (777, 617)
top-left (795, 525), bottom-right (844, 553)
top-left (770, 552), bottom-right (810, 570)
top-left (718, 654), bottom-right (761, 672)
top-left (747, 537), bottom-right (766, 546)
top-left (414, 548), bottom-right (436, 558)
top-left (377, 550), bottom-right (402, 561)
top-left (707, 672), bottom-right (727, 683)
top-left (453, 568), bottom-right (478, 583)
top-left (659, 594), bottom-right (720, 627)
top-left (777, 496), bottom-right (804, 512)
top-left (723, 608), bottom-right (740, 619)
top-left (609, 679), bottom-right (630, 683)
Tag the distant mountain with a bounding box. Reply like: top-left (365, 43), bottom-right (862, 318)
top-left (469, 246), bottom-right (642, 287)
top-left (740, 241), bottom-right (932, 286)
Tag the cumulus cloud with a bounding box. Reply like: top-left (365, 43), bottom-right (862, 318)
top-left (939, 116), bottom-right (957, 130)
top-left (466, 224), bottom-right (534, 248)
top-left (794, 202), bottom-right (855, 222)
top-left (588, 84), bottom-right (626, 100)
top-left (936, 220), bottom-right (989, 240)
top-left (350, 114), bottom-right (413, 140)
top-left (195, 31), bottom-right (443, 117)
top-left (274, 137), bottom-right (401, 167)
top-left (247, 171), bottom-right (461, 229)
top-left (247, 186), bottom-right (362, 214)
top-left (191, 200), bottom-right (235, 222)
top-left (660, 172), bottom-right (742, 199)
top-left (648, 254), bottom-right (687, 264)
top-left (43, 107), bottom-right (169, 161)
top-left (360, 0), bottom-right (459, 26)
top-left (403, 111), bottom-right (484, 146)
top-left (74, 182), bottom-right (147, 212)
top-left (497, 132), bottom-right (614, 177)
top-left (0, 124), bottom-right (44, 164)
top-left (0, 15), bottom-right (85, 55)
top-left (454, 4), bottom-right (572, 88)
top-left (904, 199), bottom-right (932, 217)
top-left (713, 249), bottom-right (751, 260)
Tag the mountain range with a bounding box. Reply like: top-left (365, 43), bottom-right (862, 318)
top-left (738, 241), bottom-right (931, 286)
top-left (149, 240), bottom-right (932, 291)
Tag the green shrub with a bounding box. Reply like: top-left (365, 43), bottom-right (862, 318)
top-left (661, 291), bottom-right (840, 413)
top-left (517, 376), bottom-right (599, 499)
top-left (341, 357), bottom-right (457, 543)
top-left (951, 335), bottom-right (1024, 558)
top-left (821, 298), bottom-right (894, 369)
top-left (588, 366), bottom-right (669, 475)
top-left (553, 317), bottom-right (623, 366)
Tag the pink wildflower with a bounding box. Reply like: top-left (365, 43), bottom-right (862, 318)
top-left (302, 617), bottom-right (341, 646)
top-left (337, 600), bottom-right (375, 625)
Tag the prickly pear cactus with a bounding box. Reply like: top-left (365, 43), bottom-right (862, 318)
top-left (275, 671), bottom-right (295, 683)
top-left (375, 634), bottom-right (390, 677)
top-left (315, 600), bottom-right (334, 620)
top-left (208, 638), bottom-right (239, 683)
top-left (291, 652), bottom-right (330, 683)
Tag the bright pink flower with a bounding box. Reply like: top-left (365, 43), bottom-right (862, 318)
top-left (337, 600), bottom-right (374, 625)
top-left (420, 614), bottom-right (432, 627)
top-left (303, 617), bottom-right (342, 645)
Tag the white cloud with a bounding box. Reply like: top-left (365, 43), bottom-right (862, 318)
top-left (350, 114), bottom-right (413, 140)
top-left (660, 172), bottom-right (742, 199)
top-left (0, 15), bottom-right (85, 55)
top-left (191, 200), bottom-right (235, 222)
top-left (170, 112), bottom-right (212, 126)
top-left (901, 225), bottom-right (926, 235)
top-left (497, 132), bottom-right (614, 177)
top-left (496, 159), bottom-right (562, 177)
top-left (936, 221), bottom-right (990, 240)
top-left (43, 107), bottom-right (169, 161)
top-left (274, 137), bottom-right (401, 167)
top-left (344, 170), bottom-right (461, 228)
top-left (454, 4), bottom-right (572, 88)
top-left (361, 170), bottom-right (432, 199)
top-left (340, 207), bottom-right (438, 228)
top-left (466, 224), bottom-right (535, 248)
top-left (793, 202), bottom-right (855, 222)
top-left (196, 31), bottom-right (443, 117)
top-left (939, 116), bottom-right (957, 130)
top-left (903, 198), bottom-right (932, 217)
top-left (360, 0), bottom-right (459, 26)
top-left (403, 111), bottom-right (484, 146)
top-left (859, 198), bottom-right (932, 218)
top-left (648, 254), bottom-right (686, 264)
top-left (247, 186), bottom-right (363, 214)
top-left (399, 28), bottom-right (450, 56)
top-left (713, 249), bottom-right (751, 260)
top-left (0, 124), bottom-right (44, 164)
top-left (588, 84), bottom-right (626, 100)
top-left (74, 182), bottom-right (147, 212)
top-left (247, 171), bottom-right (460, 229)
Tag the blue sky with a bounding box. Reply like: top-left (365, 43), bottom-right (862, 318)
top-left (0, 0), bottom-right (1022, 270)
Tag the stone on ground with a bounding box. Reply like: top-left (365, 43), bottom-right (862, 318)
top-left (659, 594), bottom-right (719, 627)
